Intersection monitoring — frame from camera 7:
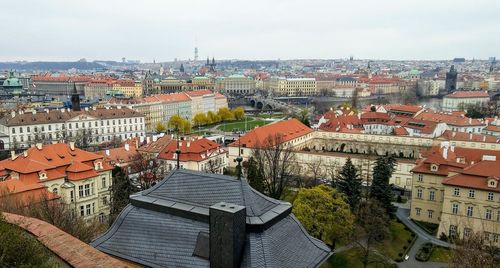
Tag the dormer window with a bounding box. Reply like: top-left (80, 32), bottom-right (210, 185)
top-left (94, 161), bottom-right (103, 170)
top-left (39, 171), bottom-right (47, 180)
top-left (487, 178), bottom-right (498, 188)
top-left (430, 164), bottom-right (439, 172)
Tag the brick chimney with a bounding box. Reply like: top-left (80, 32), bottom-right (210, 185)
top-left (69, 141), bottom-right (75, 151)
top-left (209, 202), bottom-right (246, 268)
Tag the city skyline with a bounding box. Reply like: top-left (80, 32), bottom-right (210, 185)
top-left (2, 0), bottom-right (499, 62)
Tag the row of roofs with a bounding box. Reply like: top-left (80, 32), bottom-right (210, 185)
top-left (0, 106), bottom-right (143, 127)
top-left (109, 90), bottom-right (225, 105)
top-left (413, 143), bottom-right (500, 192)
top-left (318, 103), bottom-right (499, 139)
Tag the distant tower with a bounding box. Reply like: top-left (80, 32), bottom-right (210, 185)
top-left (122, 57), bottom-right (126, 63)
top-left (180, 63), bottom-right (185, 73)
top-left (445, 65), bottom-right (458, 93)
top-left (206, 57), bottom-right (210, 65)
top-left (194, 47), bottom-right (199, 61)
top-left (70, 81), bottom-right (81, 111)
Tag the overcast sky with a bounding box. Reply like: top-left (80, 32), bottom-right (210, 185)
top-left (2, 0), bottom-right (499, 62)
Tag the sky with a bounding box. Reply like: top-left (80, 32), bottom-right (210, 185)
top-left (1, 0), bottom-right (499, 62)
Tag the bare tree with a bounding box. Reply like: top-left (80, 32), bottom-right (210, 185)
top-left (205, 157), bottom-right (224, 174)
top-left (450, 232), bottom-right (498, 268)
top-left (353, 200), bottom-right (391, 268)
top-left (0, 189), bottom-right (105, 243)
top-left (306, 157), bottom-right (324, 187)
top-left (251, 133), bottom-right (299, 199)
top-left (130, 152), bottom-right (165, 189)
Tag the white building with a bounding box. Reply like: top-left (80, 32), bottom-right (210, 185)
top-left (0, 107), bottom-right (145, 150)
top-left (442, 91), bottom-right (490, 112)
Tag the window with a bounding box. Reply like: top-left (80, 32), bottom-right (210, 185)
top-left (92, 203), bottom-right (95, 214)
top-left (70, 190), bottom-right (74, 202)
top-left (468, 190), bottom-right (475, 198)
top-left (102, 177), bottom-right (106, 188)
top-left (497, 211), bottom-right (500, 222)
top-left (417, 174), bottom-right (423, 182)
top-left (86, 204), bottom-right (91, 215)
top-left (79, 185), bottom-right (84, 198)
top-left (449, 225), bottom-right (457, 237)
top-left (429, 191), bottom-right (435, 201)
top-left (416, 189), bottom-right (423, 199)
top-left (487, 192), bottom-right (494, 201)
top-left (485, 209), bottom-right (492, 220)
top-left (84, 184), bottom-right (90, 196)
top-left (52, 188), bottom-right (58, 195)
top-left (102, 196), bottom-right (108, 205)
top-left (464, 228), bottom-right (471, 238)
top-left (80, 206), bottom-right (85, 217)
top-left (428, 210), bottom-right (433, 219)
top-left (467, 206), bottom-right (474, 217)
top-left (12, 128), bottom-right (15, 134)
top-left (494, 234), bottom-right (499, 243)
top-left (453, 188), bottom-right (460, 196)
top-left (452, 204), bottom-right (459, 214)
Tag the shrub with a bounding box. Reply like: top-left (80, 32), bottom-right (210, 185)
top-left (403, 246), bottom-right (407, 250)
top-left (408, 238), bottom-right (413, 243)
top-left (398, 253), bottom-right (403, 257)
top-left (397, 195), bottom-right (402, 203)
top-left (415, 243), bottom-right (434, 262)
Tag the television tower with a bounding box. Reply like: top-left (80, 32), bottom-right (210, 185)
top-left (194, 47), bottom-right (198, 61)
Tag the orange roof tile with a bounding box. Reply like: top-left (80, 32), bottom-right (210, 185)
top-left (158, 137), bottom-right (223, 162)
top-left (414, 111), bottom-right (485, 126)
top-left (439, 130), bottom-right (499, 143)
top-left (231, 119), bottom-right (313, 148)
top-left (445, 91), bottom-right (489, 98)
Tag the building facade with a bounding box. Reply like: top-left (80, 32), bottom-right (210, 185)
top-left (269, 77), bottom-right (317, 96)
top-left (0, 143), bottom-right (114, 222)
top-left (0, 107), bottom-right (145, 150)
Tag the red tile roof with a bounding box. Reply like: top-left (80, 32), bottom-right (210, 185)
top-left (383, 104), bottom-right (423, 114)
top-left (231, 119), bottom-right (313, 148)
top-left (414, 111), bottom-right (485, 126)
top-left (443, 173), bottom-right (500, 192)
top-left (0, 179), bottom-right (59, 205)
top-left (445, 91), bottom-right (489, 98)
top-left (2, 212), bottom-right (131, 267)
top-left (158, 137), bottom-right (224, 162)
top-left (439, 130), bottom-right (499, 143)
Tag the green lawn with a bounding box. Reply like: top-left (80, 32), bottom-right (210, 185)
top-left (322, 247), bottom-right (395, 268)
top-left (217, 118), bottom-right (268, 132)
top-left (375, 220), bottom-right (414, 261)
top-left (429, 246), bottom-right (452, 263)
top-left (253, 113), bottom-right (285, 119)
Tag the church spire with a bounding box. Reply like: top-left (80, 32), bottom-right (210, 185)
top-left (70, 81), bottom-right (81, 111)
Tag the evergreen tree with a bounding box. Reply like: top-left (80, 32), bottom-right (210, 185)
top-left (370, 155), bottom-right (396, 214)
top-left (336, 158), bottom-right (362, 212)
top-left (245, 157), bottom-right (265, 193)
top-left (109, 166), bottom-right (137, 224)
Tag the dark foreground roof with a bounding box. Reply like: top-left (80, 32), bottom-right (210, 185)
top-left (91, 170), bottom-right (331, 267)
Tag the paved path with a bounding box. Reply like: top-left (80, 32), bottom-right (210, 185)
top-left (394, 207), bottom-right (452, 248)
top-left (398, 237), bottom-right (447, 268)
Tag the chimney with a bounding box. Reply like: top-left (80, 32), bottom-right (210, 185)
top-left (32, 110), bottom-right (36, 115)
top-left (85, 107), bottom-right (89, 111)
top-left (11, 111), bottom-right (15, 118)
top-left (187, 141), bottom-right (191, 148)
top-left (469, 133), bottom-right (473, 140)
top-left (92, 106), bottom-right (97, 110)
top-left (146, 136), bottom-right (151, 144)
top-left (124, 143), bottom-right (130, 151)
top-left (209, 202), bottom-right (246, 268)
top-left (35, 143), bottom-right (43, 150)
top-left (483, 136), bottom-right (486, 142)
top-left (23, 150), bottom-right (28, 157)
top-left (452, 131), bottom-right (456, 137)
top-left (69, 141), bottom-right (75, 151)
top-left (152, 135), bottom-right (158, 142)
top-left (468, 118), bottom-right (472, 124)
top-left (139, 136), bottom-right (145, 143)
top-left (105, 149), bottom-right (110, 156)
top-left (10, 150), bottom-right (16, 160)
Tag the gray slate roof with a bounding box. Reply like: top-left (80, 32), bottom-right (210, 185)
top-left (91, 170), bottom-right (331, 267)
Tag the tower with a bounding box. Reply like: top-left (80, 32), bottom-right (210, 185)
top-left (180, 63), bottom-right (185, 73)
top-left (445, 65), bottom-right (458, 93)
top-left (70, 81), bottom-right (81, 111)
top-left (194, 47), bottom-right (199, 62)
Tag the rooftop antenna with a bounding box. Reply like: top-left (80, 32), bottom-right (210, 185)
top-left (236, 132), bottom-right (243, 180)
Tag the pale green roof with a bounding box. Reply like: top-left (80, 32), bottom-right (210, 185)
top-left (2, 72), bottom-right (22, 88)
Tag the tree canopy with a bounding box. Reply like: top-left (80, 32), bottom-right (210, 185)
top-left (370, 155), bottom-right (396, 214)
top-left (293, 185), bottom-right (354, 247)
top-left (336, 158), bottom-right (362, 212)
